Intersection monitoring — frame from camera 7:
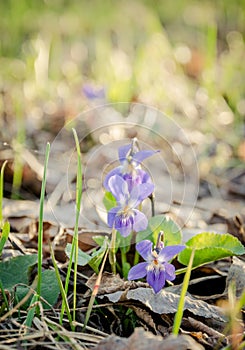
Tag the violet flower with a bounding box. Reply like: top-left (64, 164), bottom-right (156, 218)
top-left (82, 84), bottom-right (105, 100)
top-left (107, 175), bottom-right (154, 237)
top-left (128, 240), bottom-right (185, 293)
top-left (104, 141), bottom-right (158, 192)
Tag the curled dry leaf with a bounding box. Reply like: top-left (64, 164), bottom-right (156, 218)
top-left (125, 288), bottom-right (226, 322)
top-left (93, 327), bottom-right (204, 350)
top-left (225, 256), bottom-right (245, 298)
top-left (86, 273), bottom-right (226, 326)
top-left (86, 272), bottom-right (147, 296)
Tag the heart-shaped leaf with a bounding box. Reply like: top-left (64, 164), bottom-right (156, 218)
top-left (0, 254), bottom-right (37, 290)
top-left (178, 232), bottom-right (245, 268)
top-left (15, 270), bottom-right (59, 310)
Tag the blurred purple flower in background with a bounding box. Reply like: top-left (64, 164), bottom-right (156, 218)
top-left (128, 240), bottom-right (185, 293)
top-left (107, 175), bottom-right (154, 237)
top-left (82, 83), bottom-right (106, 100)
top-left (104, 140), bottom-right (159, 192)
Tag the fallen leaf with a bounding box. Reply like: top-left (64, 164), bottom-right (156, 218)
top-left (125, 288), bottom-right (226, 322)
top-left (93, 327), bottom-right (204, 350)
top-left (225, 256), bottom-right (245, 298)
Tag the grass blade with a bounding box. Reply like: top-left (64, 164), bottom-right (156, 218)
top-left (0, 160), bottom-right (7, 226)
top-left (37, 143), bottom-right (50, 298)
top-left (60, 129), bottom-right (83, 326)
top-left (0, 221), bottom-right (10, 256)
top-left (172, 248), bottom-right (195, 335)
top-left (49, 242), bottom-right (73, 328)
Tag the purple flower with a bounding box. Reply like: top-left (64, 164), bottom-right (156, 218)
top-left (107, 175), bottom-right (154, 237)
top-left (82, 84), bottom-right (105, 100)
top-left (104, 141), bottom-right (159, 192)
top-left (128, 240), bottom-right (185, 293)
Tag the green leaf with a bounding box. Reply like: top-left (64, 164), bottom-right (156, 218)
top-left (15, 270), bottom-right (60, 310)
top-left (0, 254), bottom-right (37, 290)
top-left (178, 232), bottom-right (245, 268)
top-left (89, 237), bottom-right (108, 273)
top-left (103, 191), bottom-right (116, 211)
top-left (0, 221), bottom-right (10, 255)
top-left (39, 270), bottom-right (60, 309)
top-left (136, 215), bottom-right (182, 246)
top-left (93, 235), bottom-right (107, 246)
top-left (65, 243), bottom-right (92, 266)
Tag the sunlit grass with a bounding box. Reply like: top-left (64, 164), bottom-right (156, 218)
top-left (60, 128), bottom-right (83, 328)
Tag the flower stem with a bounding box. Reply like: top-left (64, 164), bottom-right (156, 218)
top-left (109, 228), bottom-right (117, 274)
top-left (149, 192), bottom-right (155, 217)
top-left (133, 250), bottom-right (139, 265)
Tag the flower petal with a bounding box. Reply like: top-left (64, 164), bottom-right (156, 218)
top-left (136, 240), bottom-right (153, 261)
top-left (103, 167), bottom-right (122, 191)
top-left (132, 210), bottom-right (148, 233)
top-left (137, 169), bottom-right (152, 184)
top-left (133, 150), bottom-right (159, 164)
top-left (114, 213), bottom-right (134, 237)
top-left (128, 262), bottom-right (148, 280)
top-left (118, 144), bottom-right (131, 162)
top-left (129, 182), bottom-right (154, 208)
top-left (164, 263), bottom-right (176, 281)
top-left (107, 175), bottom-right (128, 204)
top-left (108, 207), bottom-right (120, 228)
top-left (147, 269), bottom-right (165, 293)
top-left (158, 245), bottom-right (185, 263)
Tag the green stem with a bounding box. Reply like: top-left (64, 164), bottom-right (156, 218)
top-left (60, 129), bottom-right (83, 327)
top-left (133, 250), bottom-right (139, 265)
top-left (109, 228), bottom-right (117, 274)
top-left (37, 143), bottom-right (50, 300)
top-left (49, 242), bottom-right (73, 329)
top-left (172, 249), bottom-right (195, 336)
top-left (72, 129), bottom-right (83, 325)
top-left (0, 160), bottom-right (8, 226)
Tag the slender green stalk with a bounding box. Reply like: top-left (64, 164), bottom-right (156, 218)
top-left (49, 242), bottom-right (73, 329)
top-left (0, 221), bottom-right (10, 256)
top-left (25, 294), bottom-right (39, 327)
top-left (0, 278), bottom-right (9, 312)
top-left (0, 160), bottom-right (7, 226)
top-left (109, 228), bottom-right (117, 274)
top-left (71, 128), bottom-right (83, 324)
top-left (172, 249), bottom-right (195, 335)
top-left (37, 143), bottom-right (50, 299)
top-left (60, 129), bottom-right (82, 326)
top-left (133, 250), bottom-right (139, 266)
top-left (149, 192), bottom-right (155, 217)
top-left (83, 248), bottom-right (109, 330)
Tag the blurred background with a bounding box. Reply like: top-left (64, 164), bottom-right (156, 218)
top-left (0, 0), bottom-right (244, 203)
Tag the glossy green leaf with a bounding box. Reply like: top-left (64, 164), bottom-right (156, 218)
top-left (178, 232), bottom-right (245, 268)
top-left (136, 215), bottom-right (182, 246)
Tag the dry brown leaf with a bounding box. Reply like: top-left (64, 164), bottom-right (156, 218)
top-left (225, 256), bottom-right (245, 298)
top-left (93, 327), bottom-right (204, 350)
top-left (125, 288), bottom-right (226, 322)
